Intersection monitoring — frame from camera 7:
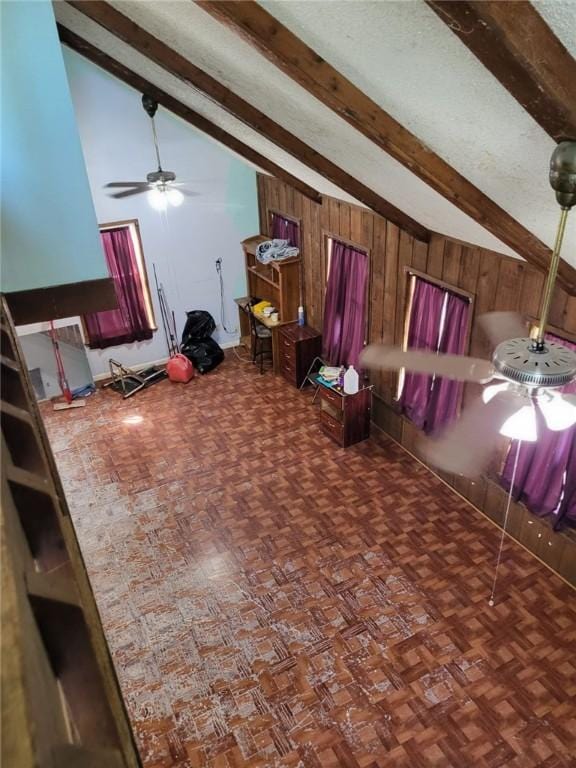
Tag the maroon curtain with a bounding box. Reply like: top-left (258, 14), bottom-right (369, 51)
top-left (84, 227), bottom-right (153, 349)
top-left (322, 240), bottom-right (368, 367)
top-left (425, 292), bottom-right (470, 434)
top-left (501, 333), bottom-right (576, 529)
top-left (271, 213), bottom-right (300, 248)
top-left (399, 279), bottom-right (446, 428)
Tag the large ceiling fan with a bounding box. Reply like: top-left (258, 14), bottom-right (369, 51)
top-left (361, 141), bottom-right (576, 478)
top-left (104, 95), bottom-right (197, 210)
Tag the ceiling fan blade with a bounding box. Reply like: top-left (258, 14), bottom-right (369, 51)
top-left (104, 182), bottom-right (150, 188)
top-left (477, 311), bottom-right (528, 347)
top-left (418, 390), bottom-right (520, 477)
top-left (177, 189), bottom-right (200, 197)
top-left (108, 187), bottom-right (151, 199)
top-left (360, 345), bottom-right (495, 383)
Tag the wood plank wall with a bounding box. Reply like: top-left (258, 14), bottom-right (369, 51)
top-left (257, 173), bottom-right (576, 585)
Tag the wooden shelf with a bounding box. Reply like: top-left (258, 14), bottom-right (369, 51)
top-left (53, 744), bottom-right (126, 768)
top-left (1, 295), bottom-right (141, 768)
top-left (26, 569), bottom-right (80, 607)
top-left (1, 399), bottom-right (34, 425)
top-left (242, 234), bottom-right (302, 322)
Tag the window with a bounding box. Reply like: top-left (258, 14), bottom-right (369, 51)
top-left (83, 220), bottom-right (155, 349)
top-left (270, 211), bottom-right (300, 248)
top-left (322, 237), bottom-right (368, 367)
top-left (398, 274), bottom-right (471, 434)
top-left (500, 331), bottom-right (576, 530)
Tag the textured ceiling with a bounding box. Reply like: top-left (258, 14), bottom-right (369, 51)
top-left (533, 0), bottom-right (576, 57)
top-left (54, 0), bottom-right (576, 265)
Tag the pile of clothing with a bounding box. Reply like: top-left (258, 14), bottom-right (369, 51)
top-left (256, 239), bottom-right (299, 264)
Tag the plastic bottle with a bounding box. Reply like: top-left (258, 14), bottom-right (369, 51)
top-left (337, 366), bottom-right (345, 389)
top-left (297, 305), bottom-right (305, 326)
top-left (343, 365), bottom-right (359, 395)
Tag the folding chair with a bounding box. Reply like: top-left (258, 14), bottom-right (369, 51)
top-left (299, 355), bottom-right (329, 403)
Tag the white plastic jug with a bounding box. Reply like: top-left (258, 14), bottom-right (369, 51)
top-left (343, 365), bottom-right (359, 395)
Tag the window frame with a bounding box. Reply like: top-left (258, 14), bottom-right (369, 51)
top-left (268, 209), bottom-right (301, 233)
top-left (396, 268), bottom-right (475, 408)
top-left (322, 230), bottom-right (372, 347)
top-left (98, 218), bottom-right (157, 332)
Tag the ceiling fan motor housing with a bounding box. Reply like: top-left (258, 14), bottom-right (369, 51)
top-left (493, 337), bottom-right (576, 388)
top-left (146, 170), bottom-right (176, 184)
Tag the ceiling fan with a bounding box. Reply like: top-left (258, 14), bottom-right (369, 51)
top-left (104, 95), bottom-right (197, 211)
top-left (361, 141), bottom-right (576, 478)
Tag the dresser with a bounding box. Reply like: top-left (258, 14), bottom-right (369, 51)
top-left (319, 383), bottom-right (371, 447)
top-left (278, 324), bottom-right (322, 388)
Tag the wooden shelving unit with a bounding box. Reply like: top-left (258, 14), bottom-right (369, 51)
top-left (1, 296), bottom-right (141, 768)
top-left (242, 235), bottom-right (302, 321)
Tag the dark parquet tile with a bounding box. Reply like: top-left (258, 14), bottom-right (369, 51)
top-left (41, 354), bottom-right (576, 768)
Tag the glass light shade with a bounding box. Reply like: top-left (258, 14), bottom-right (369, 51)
top-left (166, 188), bottom-right (184, 207)
top-left (482, 382), bottom-right (509, 404)
top-left (539, 393), bottom-right (576, 431)
top-left (500, 404), bottom-right (537, 442)
top-left (148, 187), bottom-right (168, 211)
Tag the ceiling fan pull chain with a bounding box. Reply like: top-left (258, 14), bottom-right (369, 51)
top-left (488, 438), bottom-right (523, 607)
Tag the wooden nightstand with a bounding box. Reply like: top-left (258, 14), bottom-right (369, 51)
top-left (277, 324), bottom-right (322, 388)
top-left (319, 382), bottom-right (371, 447)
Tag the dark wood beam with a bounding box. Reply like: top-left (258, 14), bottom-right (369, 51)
top-left (64, 1), bottom-right (429, 242)
top-left (426, 1), bottom-right (576, 143)
top-left (4, 278), bottom-right (117, 325)
top-left (196, 0), bottom-right (576, 296)
top-left (57, 25), bottom-right (321, 205)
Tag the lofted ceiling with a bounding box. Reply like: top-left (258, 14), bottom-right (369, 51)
top-left (53, 0), bottom-right (576, 270)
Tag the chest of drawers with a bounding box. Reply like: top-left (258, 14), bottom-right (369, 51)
top-left (319, 384), bottom-right (371, 447)
top-left (277, 324), bottom-right (322, 388)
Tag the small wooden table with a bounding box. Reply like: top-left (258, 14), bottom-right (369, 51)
top-left (234, 297), bottom-right (293, 374)
top-left (318, 379), bottom-right (372, 447)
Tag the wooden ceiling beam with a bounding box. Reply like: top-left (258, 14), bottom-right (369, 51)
top-left (196, 0), bottom-right (576, 296)
top-left (65, 1), bottom-right (429, 242)
top-left (426, 1), bottom-right (576, 143)
top-left (57, 25), bottom-right (322, 204)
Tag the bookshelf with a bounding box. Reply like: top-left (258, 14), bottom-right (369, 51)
top-left (1, 296), bottom-right (140, 768)
top-left (241, 235), bottom-right (302, 322)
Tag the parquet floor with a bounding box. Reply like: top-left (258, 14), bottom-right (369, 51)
top-left (42, 354), bottom-right (576, 768)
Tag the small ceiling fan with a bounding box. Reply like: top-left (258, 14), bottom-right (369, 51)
top-left (361, 141), bottom-right (576, 478)
top-left (104, 95), bottom-right (197, 210)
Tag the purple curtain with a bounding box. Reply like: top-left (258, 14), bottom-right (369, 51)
top-left (322, 240), bottom-right (368, 367)
top-left (501, 334), bottom-right (576, 529)
top-left (271, 213), bottom-right (300, 248)
top-left (84, 227), bottom-right (153, 349)
top-left (399, 279), bottom-right (446, 428)
top-left (425, 292), bottom-right (470, 434)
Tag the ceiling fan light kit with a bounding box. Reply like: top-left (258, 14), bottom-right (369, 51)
top-left (104, 94), bottom-right (192, 210)
top-left (361, 140), bottom-right (576, 475)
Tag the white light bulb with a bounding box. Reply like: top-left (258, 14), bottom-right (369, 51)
top-left (482, 382), bottom-right (509, 404)
top-left (166, 188), bottom-right (184, 207)
top-left (148, 187), bottom-right (168, 211)
top-left (539, 393), bottom-right (576, 431)
top-left (500, 404), bottom-right (537, 442)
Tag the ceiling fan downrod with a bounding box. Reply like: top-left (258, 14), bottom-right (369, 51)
top-left (533, 140), bottom-right (576, 351)
top-left (142, 94), bottom-right (163, 173)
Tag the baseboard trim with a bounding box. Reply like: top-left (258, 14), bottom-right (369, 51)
top-left (91, 340), bottom-right (240, 382)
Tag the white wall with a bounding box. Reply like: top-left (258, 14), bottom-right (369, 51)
top-left (50, 48), bottom-right (259, 377)
top-left (1, 1), bottom-right (108, 292)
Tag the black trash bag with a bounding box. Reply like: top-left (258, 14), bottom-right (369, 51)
top-left (182, 337), bottom-right (224, 374)
top-left (181, 310), bottom-right (216, 343)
